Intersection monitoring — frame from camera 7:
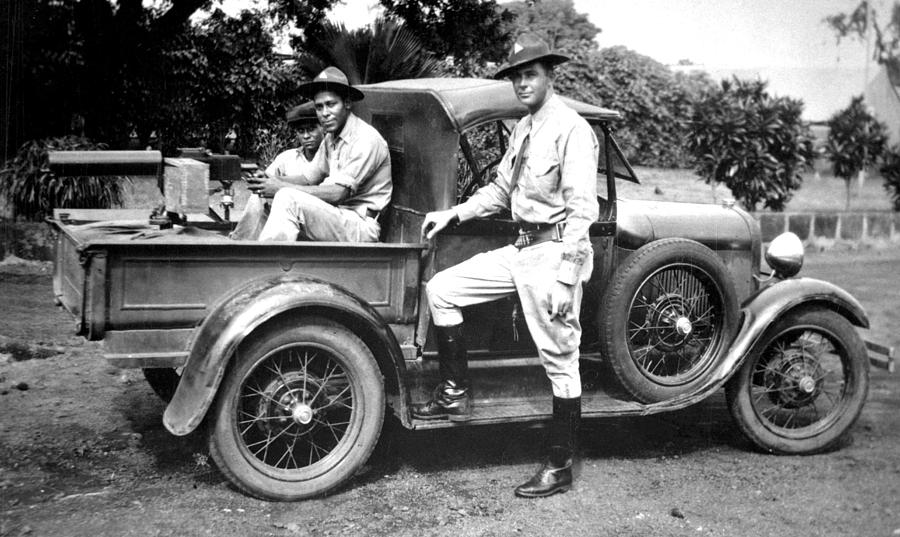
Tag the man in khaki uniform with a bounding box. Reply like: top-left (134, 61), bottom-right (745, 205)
top-left (251, 67), bottom-right (392, 242)
top-left (414, 34), bottom-right (599, 498)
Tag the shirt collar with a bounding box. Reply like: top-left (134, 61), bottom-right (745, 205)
top-left (528, 93), bottom-right (560, 134)
top-left (331, 112), bottom-right (359, 147)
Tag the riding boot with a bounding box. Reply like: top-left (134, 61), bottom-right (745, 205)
top-left (412, 325), bottom-right (472, 421)
top-left (514, 396), bottom-right (580, 498)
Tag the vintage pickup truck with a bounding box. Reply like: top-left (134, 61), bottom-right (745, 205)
top-left (48, 78), bottom-right (893, 501)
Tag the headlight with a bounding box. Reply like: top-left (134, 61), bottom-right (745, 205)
top-left (765, 232), bottom-right (804, 278)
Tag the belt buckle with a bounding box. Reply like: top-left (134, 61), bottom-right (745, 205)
top-left (514, 231), bottom-right (533, 249)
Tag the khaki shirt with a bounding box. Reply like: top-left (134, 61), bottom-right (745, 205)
top-left (304, 113), bottom-right (393, 217)
top-left (455, 94), bottom-right (600, 285)
top-left (265, 148), bottom-right (314, 178)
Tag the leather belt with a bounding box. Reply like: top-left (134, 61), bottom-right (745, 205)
top-left (514, 222), bottom-right (565, 249)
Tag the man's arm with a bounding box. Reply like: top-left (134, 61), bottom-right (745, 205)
top-left (422, 124), bottom-right (524, 239)
top-left (250, 146), bottom-right (329, 196)
top-left (556, 120), bottom-right (600, 285)
top-left (285, 183), bottom-right (351, 205)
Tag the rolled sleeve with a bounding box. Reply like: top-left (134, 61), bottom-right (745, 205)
top-left (323, 138), bottom-right (387, 194)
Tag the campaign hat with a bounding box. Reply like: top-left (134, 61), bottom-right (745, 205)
top-left (297, 66), bottom-right (365, 102)
top-left (494, 33), bottom-right (569, 80)
top-left (285, 101), bottom-right (318, 126)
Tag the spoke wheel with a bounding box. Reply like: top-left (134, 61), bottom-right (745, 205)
top-left (600, 239), bottom-right (738, 402)
top-left (726, 308), bottom-right (869, 454)
top-left (209, 316), bottom-right (384, 500)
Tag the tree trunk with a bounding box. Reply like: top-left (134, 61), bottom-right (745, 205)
top-left (845, 178), bottom-right (852, 211)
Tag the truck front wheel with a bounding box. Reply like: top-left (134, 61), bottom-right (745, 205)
top-left (209, 316), bottom-right (385, 500)
top-left (726, 308), bottom-right (869, 454)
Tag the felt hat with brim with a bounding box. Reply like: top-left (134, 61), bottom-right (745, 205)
top-left (285, 101), bottom-right (318, 126)
top-left (494, 33), bottom-right (569, 80)
top-left (297, 66), bottom-right (365, 102)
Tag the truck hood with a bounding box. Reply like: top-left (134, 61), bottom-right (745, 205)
top-left (616, 198), bottom-right (757, 251)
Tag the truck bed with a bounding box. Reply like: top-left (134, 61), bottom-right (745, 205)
top-left (52, 209), bottom-right (425, 364)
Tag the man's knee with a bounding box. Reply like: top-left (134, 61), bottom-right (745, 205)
top-left (426, 272), bottom-right (452, 305)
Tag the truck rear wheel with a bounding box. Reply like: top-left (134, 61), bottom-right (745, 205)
top-left (209, 316), bottom-right (385, 500)
top-left (726, 308), bottom-right (869, 454)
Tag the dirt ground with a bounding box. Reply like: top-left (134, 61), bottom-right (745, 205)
top-left (1, 245), bottom-right (899, 537)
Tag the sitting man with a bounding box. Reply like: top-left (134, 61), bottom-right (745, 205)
top-left (265, 102), bottom-right (325, 178)
top-left (230, 103), bottom-right (324, 240)
top-left (253, 67), bottom-right (392, 242)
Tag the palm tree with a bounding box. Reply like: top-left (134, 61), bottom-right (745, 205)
top-left (296, 18), bottom-right (439, 85)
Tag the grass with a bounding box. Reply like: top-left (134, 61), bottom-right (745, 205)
top-left (620, 162), bottom-right (895, 212)
top-left (118, 160), bottom-right (896, 214)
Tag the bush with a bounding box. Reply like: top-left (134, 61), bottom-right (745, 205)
top-left (824, 95), bottom-right (888, 209)
top-left (688, 78), bottom-right (816, 212)
top-left (0, 136), bottom-right (127, 221)
top-left (554, 46), bottom-right (712, 168)
top-left (879, 147), bottom-right (900, 211)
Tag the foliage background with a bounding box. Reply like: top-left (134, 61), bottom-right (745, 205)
top-left (5, 0), bottom-right (897, 219)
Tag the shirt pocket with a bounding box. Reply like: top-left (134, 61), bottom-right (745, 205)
top-left (524, 154), bottom-right (560, 197)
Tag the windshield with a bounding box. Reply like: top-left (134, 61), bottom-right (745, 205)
top-left (456, 119), bottom-right (637, 205)
top-left (593, 123), bottom-right (639, 184)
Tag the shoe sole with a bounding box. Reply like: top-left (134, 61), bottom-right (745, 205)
top-left (514, 485), bottom-right (571, 498)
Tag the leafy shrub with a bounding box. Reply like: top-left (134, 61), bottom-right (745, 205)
top-left (554, 46), bottom-right (713, 168)
top-left (688, 78), bottom-right (816, 211)
top-left (0, 136), bottom-right (127, 221)
top-left (879, 147), bottom-right (900, 211)
top-left (824, 95), bottom-right (888, 209)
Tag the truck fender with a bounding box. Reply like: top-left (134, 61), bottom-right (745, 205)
top-left (162, 274), bottom-right (406, 436)
top-left (712, 276), bottom-right (868, 388)
top-left (639, 277), bottom-right (869, 414)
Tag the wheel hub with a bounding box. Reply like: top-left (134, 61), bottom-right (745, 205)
top-left (675, 316), bottom-right (693, 336)
top-left (254, 373), bottom-right (324, 434)
top-left (646, 293), bottom-right (694, 351)
top-left (764, 348), bottom-right (825, 408)
top-left (290, 403), bottom-right (314, 425)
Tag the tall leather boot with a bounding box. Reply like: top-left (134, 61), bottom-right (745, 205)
top-left (514, 396), bottom-right (580, 498)
top-left (412, 325), bottom-right (472, 421)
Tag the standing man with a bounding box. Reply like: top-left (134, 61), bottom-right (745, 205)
top-left (413, 34), bottom-right (599, 498)
top-left (254, 66), bottom-right (392, 242)
top-left (231, 104), bottom-right (324, 240)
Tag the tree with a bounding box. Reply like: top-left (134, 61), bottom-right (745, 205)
top-left (503, 0), bottom-right (600, 52)
top-left (824, 96), bottom-right (888, 209)
top-left (295, 18), bottom-right (439, 85)
top-left (554, 46), bottom-right (712, 168)
top-left (378, 0), bottom-right (515, 73)
top-left (688, 78), bottom-right (816, 212)
top-left (825, 1), bottom-right (900, 63)
top-left (878, 147), bottom-right (900, 210)
top-left (1, 0), bottom-right (339, 156)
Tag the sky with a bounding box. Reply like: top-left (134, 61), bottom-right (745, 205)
top-left (324, 0), bottom-right (873, 69)
top-left (221, 0), bottom-right (886, 120)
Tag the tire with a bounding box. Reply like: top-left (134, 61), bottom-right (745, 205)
top-left (600, 239), bottom-right (739, 403)
top-left (142, 368), bottom-right (180, 403)
top-left (725, 308), bottom-right (869, 455)
top-left (208, 316), bottom-right (385, 501)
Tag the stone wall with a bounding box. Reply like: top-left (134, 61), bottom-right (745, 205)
top-left (756, 211), bottom-right (900, 248)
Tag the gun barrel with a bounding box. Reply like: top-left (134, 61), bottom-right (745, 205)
top-left (47, 150), bottom-right (163, 177)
